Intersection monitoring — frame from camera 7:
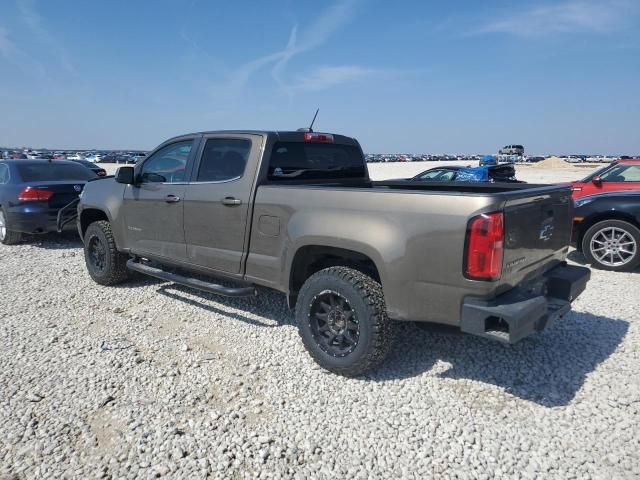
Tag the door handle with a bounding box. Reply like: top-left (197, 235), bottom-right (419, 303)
top-left (165, 194), bottom-right (181, 203)
top-left (222, 197), bottom-right (242, 206)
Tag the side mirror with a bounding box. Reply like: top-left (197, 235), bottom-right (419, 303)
top-left (115, 166), bottom-right (135, 184)
top-left (592, 176), bottom-right (602, 187)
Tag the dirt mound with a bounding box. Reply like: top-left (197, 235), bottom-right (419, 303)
top-left (532, 156), bottom-right (572, 169)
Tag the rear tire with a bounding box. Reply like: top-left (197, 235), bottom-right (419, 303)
top-left (84, 220), bottom-right (130, 285)
top-left (582, 219), bottom-right (640, 272)
top-left (0, 208), bottom-right (22, 245)
top-left (296, 266), bottom-right (393, 377)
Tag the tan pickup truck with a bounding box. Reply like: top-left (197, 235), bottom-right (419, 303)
top-left (76, 130), bottom-right (590, 376)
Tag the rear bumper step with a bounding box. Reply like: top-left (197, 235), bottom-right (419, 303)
top-left (126, 260), bottom-right (257, 297)
top-left (460, 263), bottom-right (590, 343)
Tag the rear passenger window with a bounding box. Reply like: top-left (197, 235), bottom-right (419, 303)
top-left (196, 138), bottom-right (251, 182)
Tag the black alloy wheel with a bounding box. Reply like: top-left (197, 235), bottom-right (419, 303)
top-left (309, 290), bottom-right (360, 357)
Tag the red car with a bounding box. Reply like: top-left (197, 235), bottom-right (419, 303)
top-left (569, 159), bottom-right (640, 199)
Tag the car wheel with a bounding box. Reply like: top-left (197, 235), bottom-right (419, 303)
top-left (0, 207), bottom-right (22, 245)
top-left (84, 220), bottom-right (130, 285)
top-left (582, 219), bottom-right (640, 272)
top-left (296, 266), bottom-right (393, 377)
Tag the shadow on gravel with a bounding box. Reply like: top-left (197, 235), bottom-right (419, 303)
top-left (367, 312), bottom-right (628, 407)
top-left (567, 250), bottom-right (588, 265)
top-left (19, 231), bottom-right (83, 249)
top-left (140, 277), bottom-right (628, 407)
top-left (568, 250), bottom-right (640, 273)
top-left (156, 284), bottom-right (295, 328)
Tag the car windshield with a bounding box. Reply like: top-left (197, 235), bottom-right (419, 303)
top-left (580, 164), bottom-right (614, 182)
top-left (414, 168), bottom-right (458, 181)
top-left (17, 163), bottom-right (97, 182)
top-left (75, 160), bottom-right (96, 167)
top-left (599, 164), bottom-right (640, 182)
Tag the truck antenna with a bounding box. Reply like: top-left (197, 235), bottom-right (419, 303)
top-left (308, 108), bottom-right (319, 132)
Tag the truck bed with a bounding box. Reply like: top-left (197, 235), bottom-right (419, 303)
top-left (270, 177), bottom-right (562, 196)
top-left (247, 180), bottom-right (573, 324)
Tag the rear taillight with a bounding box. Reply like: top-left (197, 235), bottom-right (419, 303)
top-left (304, 132), bottom-right (334, 143)
top-left (18, 187), bottom-right (54, 202)
top-left (465, 212), bottom-right (504, 281)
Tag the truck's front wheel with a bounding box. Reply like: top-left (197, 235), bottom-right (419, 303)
top-left (296, 267), bottom-right (393, 377)
top-left (84, 220), bottom-right (130, 285)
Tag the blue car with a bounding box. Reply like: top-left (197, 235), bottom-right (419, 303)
top-left (0, 160), bottom-right (97, 244)
top-left (479, 155), bottom-right (498, 166)
top-left (410, 164), bottom-right (520, 183)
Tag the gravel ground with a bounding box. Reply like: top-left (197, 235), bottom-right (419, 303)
top-left (2, 166), bottom-right (639, 479)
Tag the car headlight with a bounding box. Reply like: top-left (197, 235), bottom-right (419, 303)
top-left (574, 197), bottom-right (594, 208)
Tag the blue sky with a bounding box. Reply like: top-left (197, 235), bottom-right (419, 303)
top-left (0, 0), bottom-right (638, 154)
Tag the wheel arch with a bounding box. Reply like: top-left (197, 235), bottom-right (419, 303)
top-left (79, 208), bottom-right (110, 238)
top-left (287, 245), bottom-right (383, 309)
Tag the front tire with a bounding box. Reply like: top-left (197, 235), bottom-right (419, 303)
top-left (0, 208), bottom-right (22, 245)
top-left (296, 267), bottom-right (393, 377)
top-left (582, 219), bottom-right (640, 272)
top-left (84, 220), bottom-right (130, 285)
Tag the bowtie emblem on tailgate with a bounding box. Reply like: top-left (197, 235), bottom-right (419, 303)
top-left (539, 219), bottom-right (554, 241)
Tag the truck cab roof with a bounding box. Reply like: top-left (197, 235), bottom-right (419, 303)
top-left (163, 130), bottom-right (360, 146)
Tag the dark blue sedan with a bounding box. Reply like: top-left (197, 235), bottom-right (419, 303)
top-left (0, 160), bottom-right (97, 244)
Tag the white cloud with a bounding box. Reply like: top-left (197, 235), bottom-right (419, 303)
top-left (290, 65), bottom-right (378, 92)
top-left (477, 0), bottom-right (638, 37)
top-left (17, 0), bottom-right (75, 74)
top-left (216, 0), bottom-right (362, 98)
top-left (0, 25), bottom-right (47, 78)
top-left (0, 27), bottom-right (17, 58)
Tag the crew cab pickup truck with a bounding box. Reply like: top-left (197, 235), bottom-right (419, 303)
top-left (77, 130), bottom-right (590, 376)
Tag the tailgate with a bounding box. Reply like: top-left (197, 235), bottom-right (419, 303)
top-left (501, 186), bottom-right (572, 284)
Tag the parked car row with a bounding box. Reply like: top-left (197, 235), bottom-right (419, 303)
top-left (1, 154), bottom-right (639, 273)
top-left (0, 149), bottom-right (147, 164)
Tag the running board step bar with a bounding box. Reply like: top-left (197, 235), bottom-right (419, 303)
top-left (126, 259), bottom-right (257, 297)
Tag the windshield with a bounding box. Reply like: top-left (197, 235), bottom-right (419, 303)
top-left (599, 164), bottom-right (640, 182)
top-left (17, 163), bottom-right (97, 182)
top-left (580, 164), bottom-right (614, 182)
top-left (414, 168), bottom-right (458, 181)
top-left (75, 160), bottom-right (96, 167)
top-left (268, 142), bottom-right (365, 180)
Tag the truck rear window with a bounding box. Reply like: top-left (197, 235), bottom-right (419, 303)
top-left (268, 142), bottom-right (365, 180)
top-left (17, 163), bottom-right (96, 182)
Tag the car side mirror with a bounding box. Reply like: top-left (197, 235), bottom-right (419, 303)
top-left (592, 176), bottom-right (602, 187)
top-left (115, 166), bottom-right (135, 184)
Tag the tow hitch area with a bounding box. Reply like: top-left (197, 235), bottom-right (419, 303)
top-left (460, 263), bottom-right (590, 343)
